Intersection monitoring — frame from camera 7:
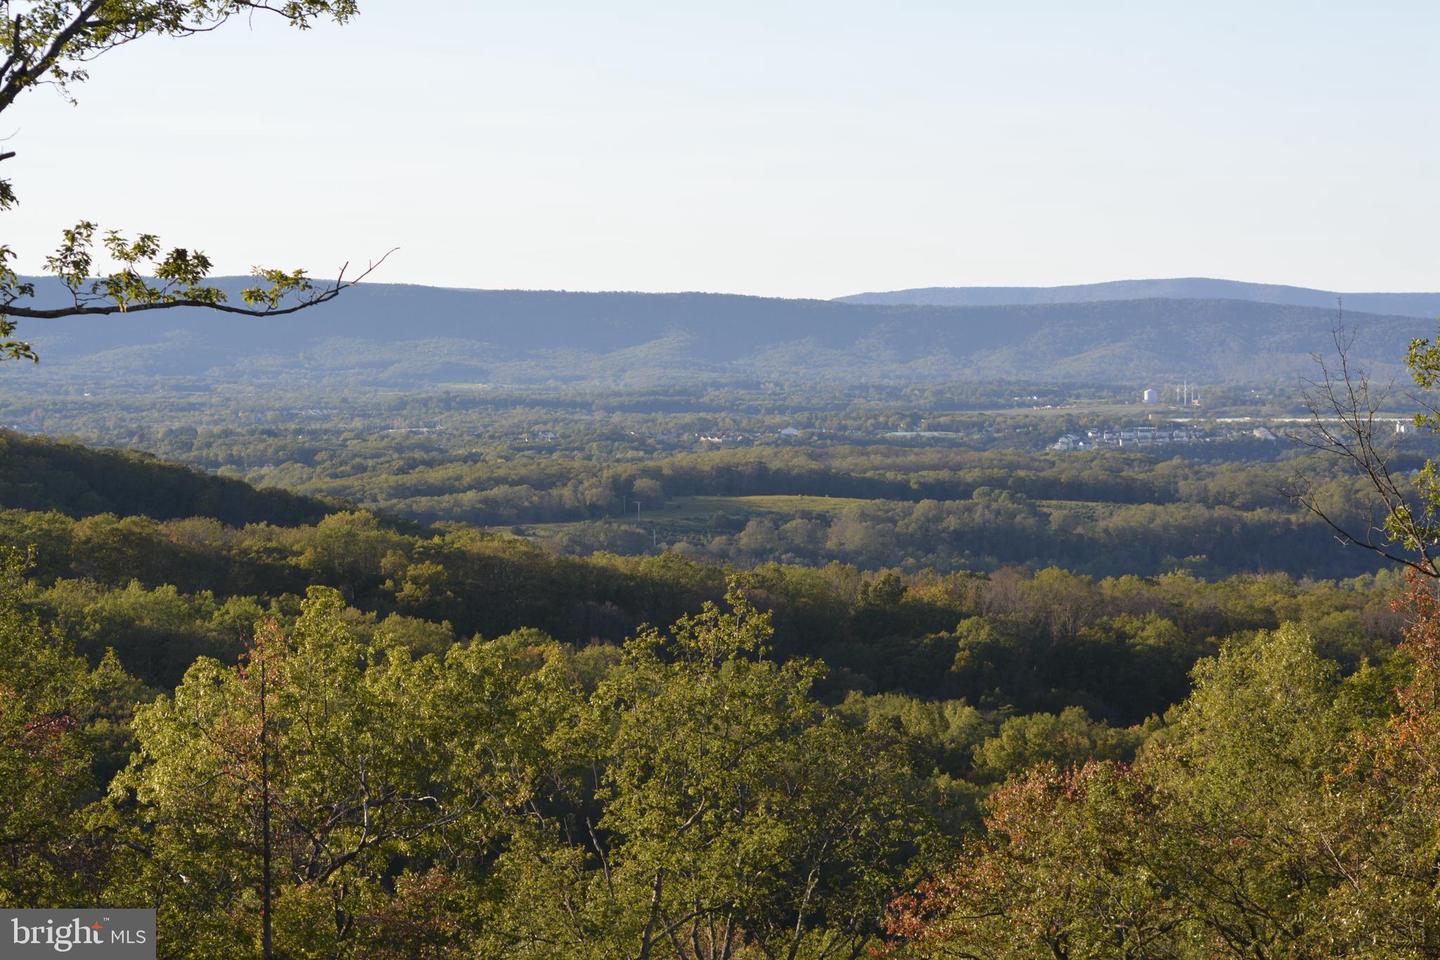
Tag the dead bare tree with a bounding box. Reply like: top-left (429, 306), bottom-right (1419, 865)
top-left (1295, 317), bottom-right (1440, 579)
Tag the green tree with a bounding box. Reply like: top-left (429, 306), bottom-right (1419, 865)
top-left (0, 548), bottom-right (100, 905)
top-left (112, 588), bottom-right (577, 959)
top-left (885, 624), bottom-right (1391, 960)
top-left (0, 548), bottom-right (147, 907)
top-left (886, 761), bottom-right (1179, 960)
top-left (1315, 584), bottom-right (1440, 956)
top-left (970, 705), bottom-right (1142, 784)
top-left (489, 581), bottom-right (937, 960)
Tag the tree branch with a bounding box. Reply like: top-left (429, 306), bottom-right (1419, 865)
top-left (1295, 318), bottom-right (1440, 577)
top-left (3, 248), bottom-right (395, 321)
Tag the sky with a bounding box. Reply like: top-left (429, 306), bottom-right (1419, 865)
top-left (5, 1), bottom-right (1438, 298)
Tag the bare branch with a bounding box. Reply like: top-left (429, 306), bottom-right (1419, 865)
top-left (1295, 316), bottom-right (1440, 578)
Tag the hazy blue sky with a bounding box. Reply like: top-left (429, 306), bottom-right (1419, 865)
top-left (7, 1), bottom-right (1437, 297)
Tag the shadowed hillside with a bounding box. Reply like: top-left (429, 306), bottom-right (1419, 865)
top-left (0, 430), bottom-right (336, 525)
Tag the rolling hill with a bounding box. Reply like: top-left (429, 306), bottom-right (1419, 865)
top-left (836, 277), bottom-right (1440, 317)
top-left (0, 430), bottom-right (337, 525)
top-left (5, 277), bottom-right (1433, 387)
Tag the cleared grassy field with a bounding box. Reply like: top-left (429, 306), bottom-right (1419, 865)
top-left (498, 494), bottom-right (875, 546)
top-left (664, 494), bottom-right (872, 517)
top-left (498, 493), bottom-right (1137, 552)
top-left (1033, 498), bottom-right (1124, 522)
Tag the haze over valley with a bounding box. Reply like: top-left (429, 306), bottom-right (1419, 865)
top-left (9, 276), bottom-right (1434, 388)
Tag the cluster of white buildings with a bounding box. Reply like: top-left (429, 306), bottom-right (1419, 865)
top-left (1052, 425), bottom-right (1206, 451)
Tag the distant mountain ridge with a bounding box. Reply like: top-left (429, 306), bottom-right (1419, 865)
top-left (837, 277), bottom-right (1440, 318)
top-left (6, 276), bottom-right (1435, 387)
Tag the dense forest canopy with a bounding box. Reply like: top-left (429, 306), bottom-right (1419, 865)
top-left (1, 419), bottom-right (1428, 582)
top-left (0, 387), bottom-right (1428, 956)
top-left (8, 2), bottom-right (1440, 958)
top-left (0, 482), bottom-right (1431, 958)
top-left (3, 348), bottom-right (1440, 957)
top-left (4, 335), bottom-right (1439, 957)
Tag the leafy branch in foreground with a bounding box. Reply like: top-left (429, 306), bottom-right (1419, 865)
top-left (0, 0), bottom-right (376, 362)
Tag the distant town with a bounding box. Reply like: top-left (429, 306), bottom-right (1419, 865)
top-left (1051, 391), bottom-right (1418, 452)
top-left (1052, 425), bottom-right (1209, 451)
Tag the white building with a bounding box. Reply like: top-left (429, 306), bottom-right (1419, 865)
top-left (1142, 388), bottom-right (1159, 404)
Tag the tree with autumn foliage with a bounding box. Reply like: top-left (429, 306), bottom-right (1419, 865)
top-left (884, 620), bottom-right (1413, 959)
top-left (1314, 580), bottom-right (1440, 956)
top-left (883, 323), bottom-right (1440, 959)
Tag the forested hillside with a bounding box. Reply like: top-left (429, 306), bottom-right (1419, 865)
top-left (0, 449), bottom-right (1421, 957)
top-left (838, 276), bottom-right (1440, 316)
top-left (65, 426), bottom-right (1403, 580)
top-left (7, 277), bottom-right (1430, 385)
top-left (3, 381), bottom-right (1435, 960)
top-left (0, 479), bottom-right (1402, 707)
top-left (0, 430), bottom-right (336, 525)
